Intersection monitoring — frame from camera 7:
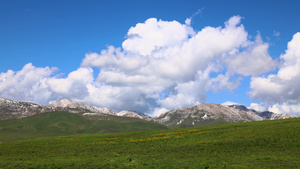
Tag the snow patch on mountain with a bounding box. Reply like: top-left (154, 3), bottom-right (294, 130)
top-left (154, 103), bottom-right (296, 127)
top-left (49, 99), bottom-right (116, 115)
top-left (117, 110), bottom-right (150, 119)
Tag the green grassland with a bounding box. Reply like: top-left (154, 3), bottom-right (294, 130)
top-left (0, 118), bottom-right (299, 168)
top-left (0, 111), bottom-right (167, 142)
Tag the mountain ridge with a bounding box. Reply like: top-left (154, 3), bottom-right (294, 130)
top-left (0, 97), bottom-right (296, 128)
top-left (152, 103), bottom-right (296, 127)
top-left (49, 99), bottom-right (116, 115)
top-left (0, 97), bottom-right (148, 120)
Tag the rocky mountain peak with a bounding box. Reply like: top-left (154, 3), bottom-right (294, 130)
top-left (49, 99), bottom-right (84, 108)
top-left (153, 103), bottom-right (296, 127)
top-left (225, 104), bottom-right (296, 120)
top-left (48, 99), bottom-right (116, 115)
top-left (0, 97), bottom-right (8, 102)
top-left (226, 104), bottom-right (249, 111)
top-left (117, 110), bottom-right (150, 119)
top-left (1, 97), bottom-right (297, 127)
top-left (0, 98), bottom-right (54, 120)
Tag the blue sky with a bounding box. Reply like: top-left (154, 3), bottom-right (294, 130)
top-left (1, 0), bottom-right (300, 116)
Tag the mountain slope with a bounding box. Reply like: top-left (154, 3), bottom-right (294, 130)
top-left (153, 103), bottom-right (295, 127)
top-left (1, 97), bottom-right (297, 129)
top-left (117, 110), bottom-right (150, 119)
top-left (0, 111), bottom-right (167, 142)
top-left (0, 97), bottom-right (57, 120)
top-left (0, 97), bottom-right (151, 120)
top-left (226, 104), bottom-right (295, 120)
top-left (0, 118), bottom-right (299, 168)
top-left (49, 99), bottom-right (116, 115)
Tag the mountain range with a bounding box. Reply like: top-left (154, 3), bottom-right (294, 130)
top-left (154, 103), bottom-right (295, 127)
top-left (0, 97), bottom-right (296, 128)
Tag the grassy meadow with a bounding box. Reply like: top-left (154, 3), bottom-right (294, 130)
top-left (0, 118), bottom-right (299, 168)
top-left (0, 111), bottom-right (167, 142)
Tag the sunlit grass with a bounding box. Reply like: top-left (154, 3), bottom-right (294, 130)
top-left (0, 118), bottom-right (299, 168)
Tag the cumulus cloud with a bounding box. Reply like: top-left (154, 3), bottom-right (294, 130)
top-left (1, 16), bottom-right (285, 116)
top-left (81, 16), bottom-right (257, 115)
top-left (250, 32), bottom-right (300, 116)
top-left (248, 103), bottom-right (267, 112)
top-left (122, 18), bottom-right (195, 56)
top-left (0, 65), bottom-right (97, 104)
top-left (153, 107), bottom-right (170, 117)
top-left (224, 34), bottom-right (278, 76)
top-left (82, 84), bottom-right (150, 112)
top-left (0, 63), bottom-right (57, 104)
top-left (47, 67), bottom-right (94, 99)
top-left (209, 73), bottom-right (241, 91)
top-left (222, 101), bottom-right (239, 106)
top-left (268, 104), bottom-right (300, 116)
top-left (0, 64), bottom-right (150, 112)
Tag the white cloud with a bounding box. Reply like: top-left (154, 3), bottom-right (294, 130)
top-left (0, 64), bottom-right (151, 112)
top-left (0, 63), bottom-right (57, 104)
top-left (46, 67), bottom-right (93, 99)
top-left (250, 32), bottom-right (300, 116)
top-left (222, 101), bottom-right (239, 106)
top-left (268, 103), bottom-right (300, 117)
top-left (83, 84), bottom-right (148, 112)
top-left (81, 46), bottom-right (148, 73)
top-left (80, 15), bottom-right (254, 115)
top-left (152, 107), bottom-right (169, 117)
top-left (185, 18), bottom-right (191, 26)
top-left (209, 73), bottom-right (241, 92)
top-left (224, 34), bottom-right (278, 76)
top-left (122, 18), bottom-right (195, 56)
top-left (82, 16), bottom-right (249, 82)
top-left (185, 8), bottom-right (204, 26)
top-left (248, 103), bottom-right (267, 112)
top-left (1, 16), bottom-right (288, 117)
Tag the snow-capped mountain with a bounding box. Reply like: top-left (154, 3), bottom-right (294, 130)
top-left (48, 99), bottom-right (150, 119)
top-left (0, 97), bottom-right (148, 120)
top-left (153, 103), bottom-right (296, 127)
top-left (49, 99), bottom-right (116, 115)
top-left (0, 97), bottom-right (117, 120)
top-left (0, 97), bottom-right (57, 120)
top-left (117, 110), bottom-right (150, 119)
top-left (0, 97), bottom-right (297, 127)
top-left (226, 105), bottom-right (295, 120)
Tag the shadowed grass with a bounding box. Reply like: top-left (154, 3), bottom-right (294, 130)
top-left (0, 111), bottom-right (167, 142)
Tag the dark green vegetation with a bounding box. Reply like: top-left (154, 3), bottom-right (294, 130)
top-left (0, 111), bottom-right (167, 142)
top-left (0, 118), bottom-right (299, 168)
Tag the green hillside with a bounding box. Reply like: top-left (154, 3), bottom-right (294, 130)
top-left (0, 118), bottom-right (299, 168)
top-left (0, 111), bottom-right (167, 142)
